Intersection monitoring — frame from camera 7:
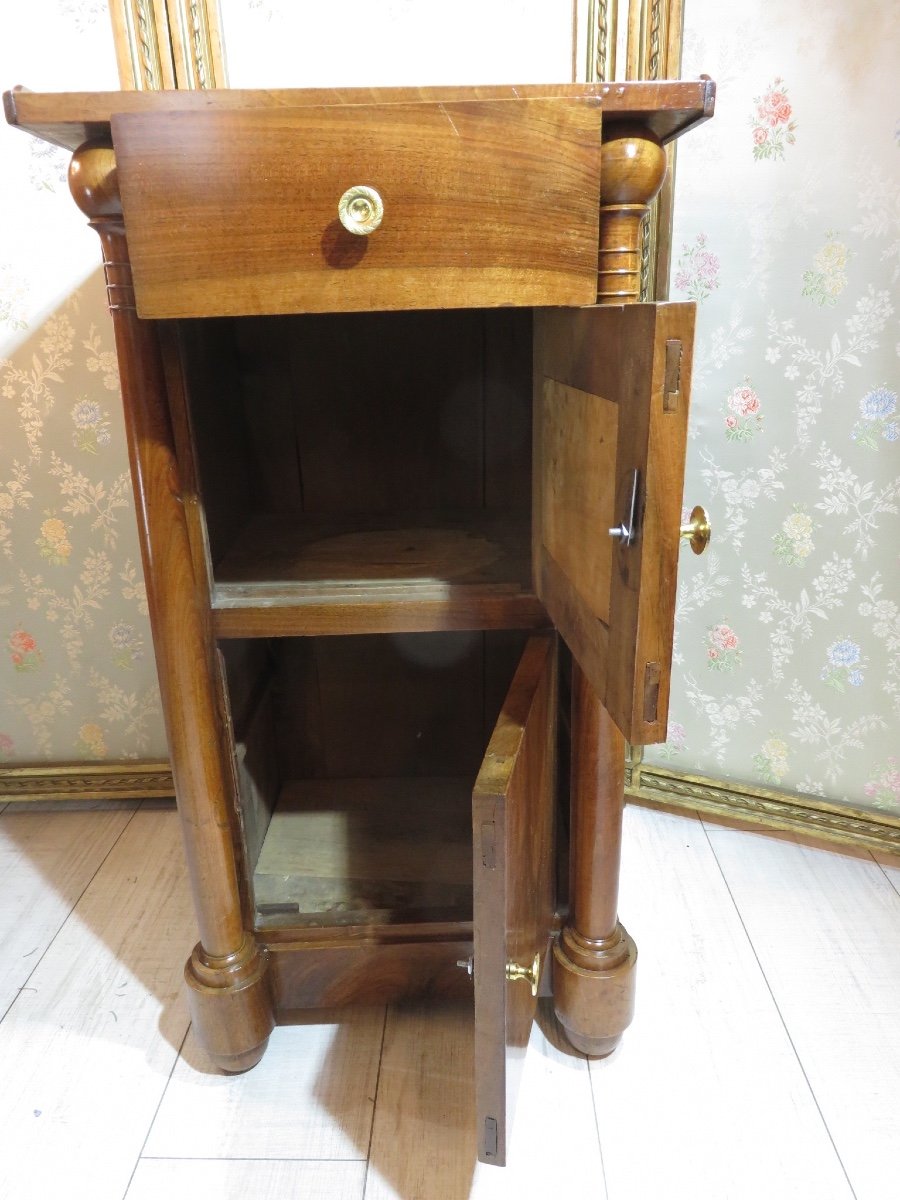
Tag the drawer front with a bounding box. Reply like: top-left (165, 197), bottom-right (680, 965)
top-left (110, 99), bottom-right (602, 318)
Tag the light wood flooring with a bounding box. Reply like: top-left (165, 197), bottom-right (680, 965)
top-left (0, 798), bottom-right (897, 1200)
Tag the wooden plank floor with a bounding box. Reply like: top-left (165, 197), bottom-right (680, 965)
top-left (0, 800), bottom-right (896, 1199)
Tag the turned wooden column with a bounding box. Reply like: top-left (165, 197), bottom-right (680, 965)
top-left (553, 662), bottom-right (636, 1056)
top-left (549, 121), bottom-right (669, 1058)
top-left (597, 122), bottom-right (668, 303)
top-left (69, 141), bottom-right (274, 1072)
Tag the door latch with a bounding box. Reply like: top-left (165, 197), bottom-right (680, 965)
top-left (608, 468), bottom-right (640, 547)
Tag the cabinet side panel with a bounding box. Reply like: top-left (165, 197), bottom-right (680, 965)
top-left (176, 319), bottom-right (256, 566)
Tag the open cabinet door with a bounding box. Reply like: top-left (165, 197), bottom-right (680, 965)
top-left (534, 303), bottom-right (694, 745)
top-left (472, 633), bottom-right (557, 1166)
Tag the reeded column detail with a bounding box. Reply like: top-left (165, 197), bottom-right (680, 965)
top-left (598, 122), bottom-right (668, 304)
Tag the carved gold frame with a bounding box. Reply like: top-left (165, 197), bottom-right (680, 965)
top-left (1, 762), bottom-right (174, 804)
top-left (108, 0), bottom-right (225, 89)
top-left (50, 0), bottom-right (891, 851)
top-left (583, 0), bottom-right (686, 300)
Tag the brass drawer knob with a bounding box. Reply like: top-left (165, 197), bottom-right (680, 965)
top-left (680, 505), bottom-right (711, 555)
top-left (506, 951), bottom-right (541, 997)
top-left (337, 185), bottom-right (384, 236)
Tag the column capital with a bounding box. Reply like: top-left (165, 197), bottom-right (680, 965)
top-left (68, 139), bottom-right (121, 222)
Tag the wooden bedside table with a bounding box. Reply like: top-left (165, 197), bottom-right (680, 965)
top-left (5, 79), bottom-right (714, 1166)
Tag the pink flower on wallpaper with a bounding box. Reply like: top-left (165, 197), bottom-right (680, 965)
top-left (7, 628), bottom-right (43, 672)
top-left (864, 758), bottom-right (900, 812)
top-left (724, 382), bottom-right (763, 441)
top-left (728, 386), bottom-right (761, 417)
top-left (750, 77), bottom-right (798, 160)
top-left (706, 623), bottom-right (742, 672)
top-left (710, 624), bottom-right (739, 652)
top-left (674, 233), bottom-right (720, 302)
top-left (0, 732), bottom-right (13, 759)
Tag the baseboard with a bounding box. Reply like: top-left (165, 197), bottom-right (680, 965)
top-left (626, 756), bottom-right (900, 856)
top-left (0, 761), bottom-right (174, 803)
top-left (3, 757), bottom-right (898, 859)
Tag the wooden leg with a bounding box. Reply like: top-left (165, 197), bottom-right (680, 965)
top-left (553, 661), bottom-right (637, 1057)
top-left (70, 141), bottom-right (274, 1072)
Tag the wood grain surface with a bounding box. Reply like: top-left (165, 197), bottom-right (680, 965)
top-left (0, 804), bottom-right (137, 1013)
top-left (472, 633), bottom-right (557, 1165)
top-left (4, 79), bottom-right (716, 151)
top-left (143, 1008), bottom-right (385, 1161)
top-left (0, 807), bottom-right (195, 1200)
top-left (212, 514), bottom-right (544, 637)
top-left (539, 380), bottom-right (618, 626)
top-left (266, 936), bottom-right (474, 1012)
top-left (110, 100), bottom-right (603, 317)
top-left (534, 303), bottom-right (694, 745)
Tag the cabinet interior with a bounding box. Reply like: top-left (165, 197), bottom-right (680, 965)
top-left (221, 630), bottom-right (530, 931)
top-left (174, 306), bottom-right (562, 933)
top-left (177, 308), bottom-right (538, 634)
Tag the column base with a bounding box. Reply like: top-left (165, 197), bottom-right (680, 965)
top-left (184, 933), bottom-right (275, 1073)
top-left (552, 922), bottom-right (637, 1058)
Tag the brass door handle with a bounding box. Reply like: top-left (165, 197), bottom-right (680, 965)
top-left (506, 951), bottom-right (541, 997)
top-left (337, 185), bottom-right (384, 235)
top-left (680, 505), bottom-right (711, 555)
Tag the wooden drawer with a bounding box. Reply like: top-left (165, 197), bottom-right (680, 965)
top-left (110, 98), bottom-right (603, 318)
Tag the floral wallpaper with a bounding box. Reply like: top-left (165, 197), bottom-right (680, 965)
top-left (649, 0), bottom-right (900, 814)
top-left (3, 0), bottom-right (898, 824)
top-left (0, 2), bottom-right (168, 763)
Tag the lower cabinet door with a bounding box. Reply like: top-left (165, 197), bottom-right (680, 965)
top-left (471, 632), bottom-right (557, 1166)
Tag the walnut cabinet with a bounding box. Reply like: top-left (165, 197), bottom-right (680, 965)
top-left (5, 80), bottom-right (714, 1166)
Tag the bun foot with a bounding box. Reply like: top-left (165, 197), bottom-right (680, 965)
top-left (552, 923), bottom-right (637, 1057)
top-left (561, 1030), bottom-right (622, 1058)
top-left (210, 1037), bottom-right (271, 1075)
top-left (184, 934), bottom-right (275, 1072)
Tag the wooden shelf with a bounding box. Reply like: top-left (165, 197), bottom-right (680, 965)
top-left (253, 777), bottom-right (474, 930)
top-left (211, 512), bottom-right (546, 637)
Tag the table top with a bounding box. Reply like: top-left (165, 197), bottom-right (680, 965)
top-left (4, 78), bottom-right (715, 152)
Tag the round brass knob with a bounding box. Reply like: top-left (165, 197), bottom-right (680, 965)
top-left (680, 505), bottom-right (711, 555)
top-left (506, 951), bottom-right (541, 997)
top-left (337, 185), bottom-right (384, 236)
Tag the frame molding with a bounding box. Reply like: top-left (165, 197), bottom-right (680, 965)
top-left (626, 750), bottom-right (900, 856)
top-left (108, 0), bottom-right (225, 89)
top-left (585, 0), bottom-right (618, 82)
top-left (1, 761), bottom-right (174, 803)
top-left (624, 0), bottom-right (685, 300)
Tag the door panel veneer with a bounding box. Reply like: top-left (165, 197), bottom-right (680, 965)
top-left (472, 633), bottom-right (557, 1165)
